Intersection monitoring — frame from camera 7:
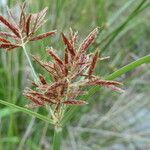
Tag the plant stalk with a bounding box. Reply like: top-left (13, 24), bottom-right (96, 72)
top-left (22, 44), bottom-right (39, 83)
top-left (106, 55), bottom-right (150, 80)
top-left (52, 126), bottom-right (62, 150)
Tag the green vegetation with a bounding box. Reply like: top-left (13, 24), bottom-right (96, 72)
top-left (0, 0), bottom-right (149, 149)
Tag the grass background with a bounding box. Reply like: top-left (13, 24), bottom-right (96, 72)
top-left (0, 0), bottom-right (150, 149)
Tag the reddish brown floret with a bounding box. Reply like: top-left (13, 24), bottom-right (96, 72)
top-left (47, 48), bottom-right (64, 65)
top-left (78, 28), bottom-right (99, 54)
top-left (0, 15), bottom-right (20, 37)
top-left (30, 31), bottom-right (56, 41)
top-left (88, 51), bottom-right (99, 78)
top-left (39, 74), bottom-right (47, 85)
top-left (63, 100), bottom-right (88, 105)
top-left (0, 43), bottom-right (18, 49)
top-left (0, 37), bottom-right (11, 43)
top-left (62, 33), bottom-right (75, 56)
top-left (26, 14), bottom-right (32, 36)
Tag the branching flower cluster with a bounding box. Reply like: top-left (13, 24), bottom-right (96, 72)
top-left (23, 28), bottom-right (124, 124)
top-left (0, 2), bottom-right (55, 51)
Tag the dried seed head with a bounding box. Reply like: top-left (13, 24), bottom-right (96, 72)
top-left (0, 3), bottom-right (56, 51)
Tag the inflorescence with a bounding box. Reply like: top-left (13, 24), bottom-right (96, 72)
top-left (23, 28), bottom-right (124, 124)
top-left (0, 2), bottom-right (55, 51)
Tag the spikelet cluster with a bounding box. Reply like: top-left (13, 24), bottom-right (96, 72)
top-left (0, 3), bottom-right (55, 51)
top-left (23, 28), bottom-right (124, 123)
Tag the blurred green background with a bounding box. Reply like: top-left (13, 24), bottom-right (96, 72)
top-left (0, 0), bottom-right (150, 149)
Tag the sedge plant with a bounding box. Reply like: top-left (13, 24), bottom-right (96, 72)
top-left (0, 2), bottom-right (150, 150)
top-left (0, 2), bottom-right (56, 83)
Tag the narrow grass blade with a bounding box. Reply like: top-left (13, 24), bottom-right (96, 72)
top-left (0, 99), bottom-right (53, 124)
top-left (108, 0), bottom-right (136, 26)
top-left (94, 0), bottom-right (148, 52)
top-left (106, 55), bottom-right (150, 80)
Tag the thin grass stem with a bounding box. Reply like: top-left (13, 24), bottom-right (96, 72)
top-left (52, 126), bottom-right (62, 150)
top-left (0, 99), bottom-right (53, 124)
top-left (22, 44), bottom-right (39, 83)
top-left (106, 55), bottom-right (150, 80)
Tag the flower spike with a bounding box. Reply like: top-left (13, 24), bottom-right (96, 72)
top-left (24, 28), bottom-right (124, 124)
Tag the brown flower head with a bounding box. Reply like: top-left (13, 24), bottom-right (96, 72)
top-left (23, 28), bottom-right (124, 123)
top-left (0, 2), bottom-right (56, 51)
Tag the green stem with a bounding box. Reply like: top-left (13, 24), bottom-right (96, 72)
top-left (106, 55), bottom-right (150, 80)
top-left (52, 126), bottom-right (62, 150)
top-left (0, 99), bottom-right (54, 124)
top-left (61, 54), bottom-right (150, 126)
top-left (22, 44), bottom-right (39, 83)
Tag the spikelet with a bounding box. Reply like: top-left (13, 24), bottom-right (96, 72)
top-left (0, 15), bottom-right (20, 37)
top-left (0, 37), bottom-right (11, 43)
top-left (88, 50), bottom-right (99, 78)
top-left (0, 43), bottom-right (18, 49)
top-left (0, 32), bottom-right (17, 38)
top-left (39, 74), bottom-right (47, 85)
top-left (61, 33), bottom-right (75, 56)
top-left (23, 93), bottom-right (44, 105)
top-left (63, 100), bottom-right (88, 105)
top-left (78, 28), bottom-right (99, 54)
top-left (30, 31), bottom-right (56, 41)
top-left (26, 14), bottom-right (32, 36)
top-left (32, 55), bottom-right (55, 74)
top-left (47, 48), bottom-right (63, 65)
